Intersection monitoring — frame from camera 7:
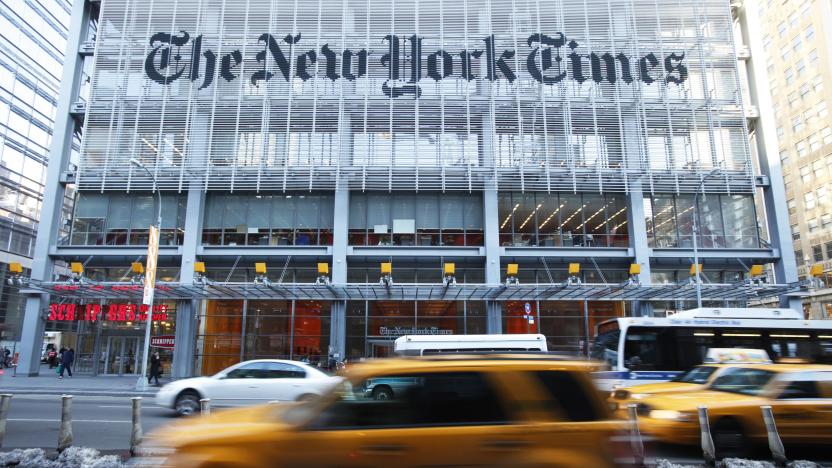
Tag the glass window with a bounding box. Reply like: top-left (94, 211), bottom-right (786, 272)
top-left (813, 244), bottom-right (823, 261)
top-left (785, 68), bottom-right (794, 85)
top-left (672, 366), bottom-right (718, 384)
top-left (710, 368), bottom-right (775, 396)
top-left (532, 371), bottom-right (600, 421)
top-left (258, 362), bottom-right (306, 379)
top-left (792, 35), bottom-right (802, 52)
top-left (308, 372), bottom-right (508, 429)
top-left (721, 195), bottom-right (759, 248)
top-left (779, 380), bottom-right (819, 399)
top-left (804, 191), bottom-right (816, 210)
top-left (805, 24), bottom-right (815, 41)
top-left (225, 363), bottom-right (262, 379)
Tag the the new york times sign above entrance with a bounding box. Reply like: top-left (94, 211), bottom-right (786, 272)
top-left (145, 31), bottom-right (688, 98)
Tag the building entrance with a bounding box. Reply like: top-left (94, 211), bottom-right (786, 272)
top-left (101, 336), bottom-right (142, 375)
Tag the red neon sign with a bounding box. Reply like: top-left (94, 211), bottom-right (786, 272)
top-left (48, 303), bottom-right (169, 322)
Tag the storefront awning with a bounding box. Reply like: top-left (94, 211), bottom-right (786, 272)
top-left (21, 279), bottom-right (807, 303)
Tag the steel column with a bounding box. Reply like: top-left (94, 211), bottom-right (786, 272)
top-left (17, 0), bottom-right (91, 375)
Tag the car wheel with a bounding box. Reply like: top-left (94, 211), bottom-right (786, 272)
top-left (297, 393), bottom-right (318, 402)
top-left (372, 385), bottom-right (394, 401)
top-left (174, 390), bottom-right (201, 416)
top-left (712, 418), bottom-right (749, 458)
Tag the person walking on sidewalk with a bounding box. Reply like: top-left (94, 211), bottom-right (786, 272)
top-left (148, 352), bottom-right (162, 386)
top-left (59, 347), bottom-right (74, 379)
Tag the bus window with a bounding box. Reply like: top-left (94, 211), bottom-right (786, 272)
top-left (673, 328), bottom-right (717, 369)
top-left (767, 331), bottom-right (813, 361)
top-left (717, 329), bottom-right (765, 350)
top-left (591, 328), bottom-right (620, 367)
top-left (816, 335), bottom-right (832, 364)
top-left (624, 327), bottom-right (676, 370)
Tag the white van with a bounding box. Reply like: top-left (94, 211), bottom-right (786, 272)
top-left (393, 334), bottom-right (548, 356)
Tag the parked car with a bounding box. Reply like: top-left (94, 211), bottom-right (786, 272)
top-left (155, 359), bottom-right (342, 415)
top-left (140, 355), bottom-right (633, 467)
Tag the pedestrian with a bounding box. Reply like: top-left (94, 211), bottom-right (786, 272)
top-left (148, 351), bottom-right (162, 386)
top-left (47, 346), bottom-right (58, 369)
top-left (59, 347), bottom-right (74, 379)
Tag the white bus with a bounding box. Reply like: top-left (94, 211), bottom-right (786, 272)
top-left (394, 334), bottom-right (547, 356)
top-left (591, 308), bottom-right (832, 389)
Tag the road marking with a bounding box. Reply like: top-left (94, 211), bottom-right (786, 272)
top-left (8, 418), bottom-right (130, 423)
top-left (97, 405), bottom-right (165, 409)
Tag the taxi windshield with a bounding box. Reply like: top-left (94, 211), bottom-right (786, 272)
top-left (671, 366), bottom-right (718, 384)
top-left (709, 368), bottom-right (776, 396)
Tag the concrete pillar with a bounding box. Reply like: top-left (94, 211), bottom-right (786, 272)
top-left (329, 301), bottom-right (346, 361)
top-left (628, 181), bottom-right (653, 317)
top-left (737, 4), bottom-right (801, 311)
top-left (18, 0), bottom-right (91, 375)
top-left (332, 189), bottom-right (349, 285)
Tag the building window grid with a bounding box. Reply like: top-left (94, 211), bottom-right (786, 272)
top-left (646, 194), bottom-right (760, 249)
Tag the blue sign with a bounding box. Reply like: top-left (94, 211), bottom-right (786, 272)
top-left (524, 302), bottom-right (531, 313)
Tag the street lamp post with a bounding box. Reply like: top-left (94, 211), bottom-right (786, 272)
top-left (692, 168), bottom-right (721, 309)
top-left (130, 158), bottom-right (162, 391)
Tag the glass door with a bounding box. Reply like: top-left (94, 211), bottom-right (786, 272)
top-left (102, 337), bottom-right (143, 375)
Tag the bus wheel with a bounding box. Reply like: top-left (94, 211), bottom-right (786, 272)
top-left (712, 418), bottom-right (749, 458)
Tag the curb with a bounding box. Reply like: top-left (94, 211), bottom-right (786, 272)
top-left (0, 389), bottom-right (157, 398)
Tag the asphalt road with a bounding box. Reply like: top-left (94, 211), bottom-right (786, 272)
top-left (1, 395), bottom-right (178, 450)
top-left (1, 396), bottom-right (830, 466)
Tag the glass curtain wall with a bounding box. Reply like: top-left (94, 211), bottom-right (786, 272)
top-left (644, 193), bottom-right (759, 248)
top-left (345, 301), bottom-right (487, 360)
top-left (196, 299), bottom-right (331, 375)
top-left (503, 300), bottom-right (625, 354)
top-left (498, 192), bottom-right (629, 247)
top-left (202, 193), bottom-right (334, 246)
top-left (349, 193), bottom-right (484, 246)
top-left (69, 193), bottom-right (186, 245)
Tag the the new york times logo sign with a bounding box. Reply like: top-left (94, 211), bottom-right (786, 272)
top-left (145, 31), bottom-right (688, 97)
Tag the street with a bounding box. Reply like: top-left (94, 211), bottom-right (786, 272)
top-left (1, 395), bottom-right (175, 450)
top-left (1, 394), bottom-right (830, 466)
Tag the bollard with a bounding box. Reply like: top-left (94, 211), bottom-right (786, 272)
top-left (130, 397), bottom-right (143, 455)
top-left (57, 395), bottom-right (73, 452)
top-left (760, 406), bottom-right (787, 467)
top-left (697, 406), bottom-right (716, 467)
top-left (200, 398), bottom-right (211, 415)
top-left (627, 404), bottom-right (645, 466)
top-left (0, 394), bottom-right (12, 448)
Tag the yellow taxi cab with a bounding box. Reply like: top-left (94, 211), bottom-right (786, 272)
top-left (608, 348), bottom-right (774, 416)
top-left (634, 363), bottom-right (832, 456)
top-left (139, 355), bottom-right (631, 467)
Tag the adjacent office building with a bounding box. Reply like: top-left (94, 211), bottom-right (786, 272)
top-left (14, 0), bottom-right (800, 377)
top-left (0, 0), bottom-right (75, 353)
top-left (753, 0), bottom-right (832, 318)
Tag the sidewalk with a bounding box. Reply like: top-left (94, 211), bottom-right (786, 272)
top-left (0, 366), bottom-right (162, 397)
